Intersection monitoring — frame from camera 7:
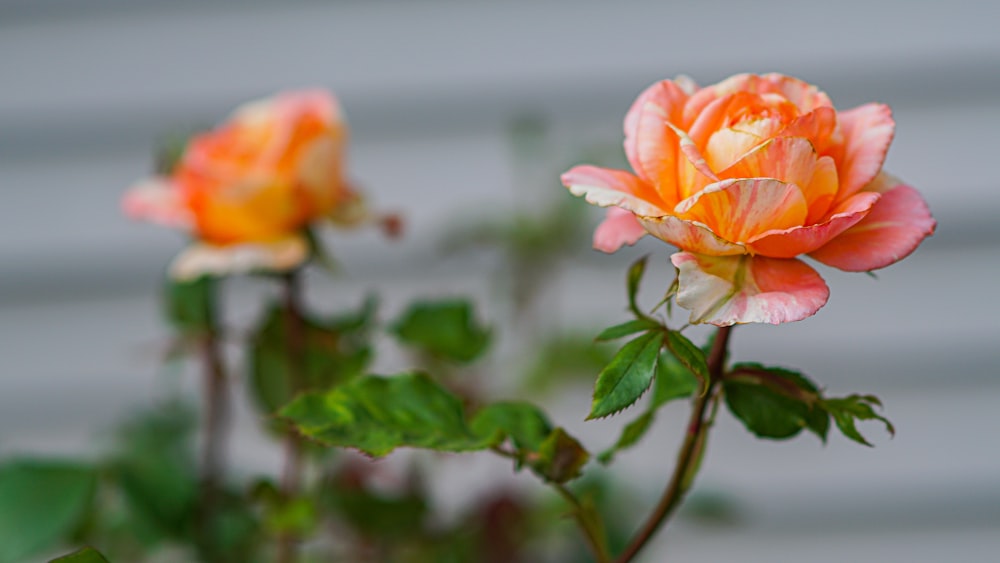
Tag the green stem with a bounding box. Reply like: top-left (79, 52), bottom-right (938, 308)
top-left (553, 483), bottom-right (611, 563)
top-left (613, 325), bottom-right (733, 563)
top-left (277, 271), bottom-right (306, 563)
top-left (490, 446), bottom-right (611, 563)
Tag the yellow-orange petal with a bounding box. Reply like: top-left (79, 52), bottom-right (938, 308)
top-left (719, 136), bottom-right (817, 189)
top-left (561, 165), bottom-right (665, 215)
top-left (594, 207), bottom-right (648, 253)
top-left (809, 180), bottom-right (935, 271)
top-left (121, 178), bottom-right (193, 229)
top-left (636, 215), bottom-right (746, 256)
top-left (662, 120), bottom-right (719, 200)
top-left (835, 103), bottom-right (894, 201)
top-left (169, 235), bottom-right (309, 280)
top-left (779, 106), bottom-right (839, 153)
top-left (675, 178), bottom-right (808, 243)
top-left (704, 127), bottom-right (767, 173)
top-left (718, 136), bottom-right (840, 224)
top-left (671, 252), bottom-right (830, 326)
top-left (748, 191), bottom-right (880, 258)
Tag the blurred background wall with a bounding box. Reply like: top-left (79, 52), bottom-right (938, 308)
top-left (1, 0), bottom-right (998, 560)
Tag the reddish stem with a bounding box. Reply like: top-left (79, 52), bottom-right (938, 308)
top-left (613, 326), bottom-right (733, 563)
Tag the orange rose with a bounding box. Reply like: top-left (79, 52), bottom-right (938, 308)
top-left (124, 90), bottom-right (366, 279)
top-left (562, 73), bottom-right (935, 326)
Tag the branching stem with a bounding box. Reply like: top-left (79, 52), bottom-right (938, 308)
top-left (614, 325), bottom-right (733, 563)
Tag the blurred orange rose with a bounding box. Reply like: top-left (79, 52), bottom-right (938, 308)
top-left (124, 90), bottom-right (367, 279)
top-left (563, 73), bottom-right (935, 326)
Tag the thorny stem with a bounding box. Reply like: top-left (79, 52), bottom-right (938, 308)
top-left (196, 285), bottom-right (229, 559)
top-left (277, 270), bottom-right (307, 563)
top-left (614, 325), bottom-right (733, 563)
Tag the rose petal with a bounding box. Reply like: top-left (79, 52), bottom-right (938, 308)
top-left (835, 103), bottom-right (895, 200)
top-left (675, 178), bottom-right (808, 243)
top-left (748, 191), bottom-right (880, 257)
top-left (720, 136), bottom-right (817, 188)
top-left (780, 106), bottom-right (839, 153)
top-left (704, 127), bottom-right (767, 173)
top-left (121, 178), bottom-right (193, 229)
top-left (671, 252), bottom-right (830, 326)
top-left (637, 215), bottom-right (745, 256)
top-left (594, 207), bottom-right (648, 253)
top-left (624, 81), bottom-right (688, 204)
top-left (297, 134), bottom-right (347, 214)
top-left (809, 181), bottom-right (935, 271)
top-left (662, 120), bottom-right (720, 199)
top-left (561, 165), bottom-right (665, 215)
top-left (756, 73), bottom-right (834, 113)
top-left (169, 235), bottom-right (309, 280)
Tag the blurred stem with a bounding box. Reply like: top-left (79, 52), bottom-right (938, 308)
top-left (196, 283), bottom-right (229, 559)
top-left (278, 270), bottom-right (306, 563)
top-left (491, 446), bottom-right (610, 563)
top-left (614, 326), bottom-right (733, 563)
top-left (552, 483), bottom-right (611, 563)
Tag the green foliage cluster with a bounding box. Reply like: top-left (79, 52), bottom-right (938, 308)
top-left (12, 251), bottom-right (893, 563)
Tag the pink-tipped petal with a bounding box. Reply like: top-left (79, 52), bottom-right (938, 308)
top-left (624, 80), bottom-right (689, 142)
top-left (122, 178), bottom-right (193, 228)
top-left (809, 182), bottom-right (936, 271)
top-left (756, 73), bottom-right (834, 112)
top-left (169, 236), bottom-right (309, 280)
top-left (836, 103), bottom-right (895, 199)
top-left (671, 252), bottom-right (830, 326)
top-left (748, 191), bottom-right (881, 257)
top-left (637, 215), bottom-right (746, 256)
top-left (624, 82), bottom-right (689, 202)
top-left (628, 103), bottom-right (684, 206)
top-left (561, 165), bottom-right (665, 216)
top-left (593, 207), bottom-right (648, 253)
top-left (675, 178), bottom-right (808, 243)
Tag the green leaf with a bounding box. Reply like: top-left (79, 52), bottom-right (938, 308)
top-left (598, 350), bottom-right (699, 465)
top-left (588, 330), bottom-right (664, 420)
top-left (665, 330), bottom-right (709, 382)
top-left (532, 428), bottom-right (590, 483)
top-left (0, 460), bottom-right (98, 562)
top-left (390, 299), bottom-right (491, 363)
top-left (724, 370), bottom-right (821, 440)
top-left (597, 412), bottom-right (654, 464)
top-left (264, 496), bottom-right (317, 537)
top-left (594, 319), bottom-right (661, 342)
top-left (323, 484), bottom-right (427, 541)
top-left (250, 298), bottom-right (374, 413)
top-left (111, 404), bottom-right (198, 544)
top-left (164, 276), bottom-right (216, 335)
top-left (49, 547), bottom-right (110, 563)
top-left (821, 395), bottom-right (894, 447)
top-left (281, 372), bottom-right (494, 456)
top-left (727, 364), bottom-right (828, 441)
top-left (626, 255), bottom-right (650, 319)
top-left (470, 402), bottom-right (553, 452)
top-left (652, 352), bottom-right (700, 409)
